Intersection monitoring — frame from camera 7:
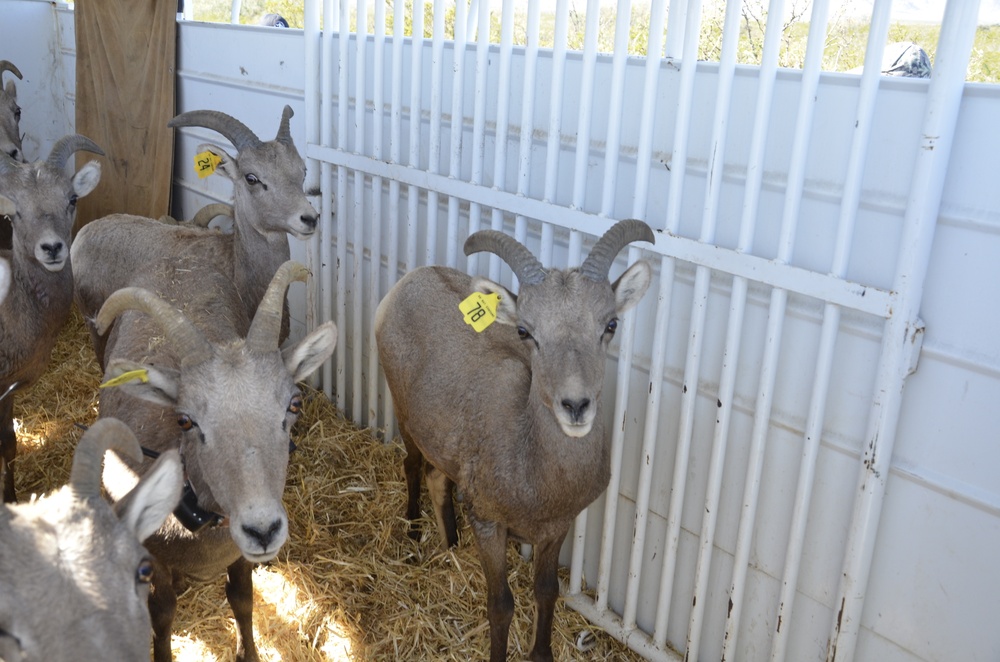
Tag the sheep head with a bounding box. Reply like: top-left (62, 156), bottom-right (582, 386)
top-left (0, 418), bottom-right (181, 662)
top-left (95, 261), bottom-right (337, 562)
top-left (0, 134), bottom-right (102, 272)
top-left (0, 61), bottom-right (23, 162)
top-left (167, 106), bottom-right (319, 240)
top-left (464, 219), bottom-right (654, 438)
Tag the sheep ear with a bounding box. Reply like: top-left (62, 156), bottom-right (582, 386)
top-left (114, 450), bottom-right (183, 543)
top-left (72, 161), bottom-right (102, 198)
top-left (282, 321), bottom-right (337, 383)
top-left (103, 359), bottom-right (180, 407)
top-left (612, 260), bottom-right (653, 315)
top-left (4, 80), bottom-right (14, 99)
top-left (0, 194), bottom-right (15, 218)
top-left (196, 142), bottom-right (236, 179)
top-left (471, 277), bottom-right (518, 326)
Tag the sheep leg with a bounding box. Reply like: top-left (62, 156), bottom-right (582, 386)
top-left (1, 396), bottom-right (16, 503)
top-left (471, 517), bottom-right (514, 662)
top-left (226, 556), bottom-right (260, 662)
top-left (401, 430), bottom-right (424, 541)
top-left (148, 561), bottom-right (178, 662)
top-left (528, 535), bottom-right (566, 662)
top-left (426, 465), bottom-right (458, 548)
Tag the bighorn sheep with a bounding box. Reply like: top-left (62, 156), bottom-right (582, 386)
top-left (93, 260), bottom-right (336, 662)
top-left (0, 418), bottom-right (182, 662)
top-left (0, 61), bottom-right (24, 162)
top-left (72, 106), bottom-right (318, 363)
top-left (0, 136), bottom-right (103, 503)
top-left (375, 219), bottom-right (655, 662)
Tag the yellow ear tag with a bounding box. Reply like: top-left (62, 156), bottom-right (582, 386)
top-left (194, 151), bottom-right (222, 178)
top-left (459, 292), bottom-right (500, 333)
top-left (99, 369), bottom-right (150, 389)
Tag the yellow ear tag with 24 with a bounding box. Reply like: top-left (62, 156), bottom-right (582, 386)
top-left (459, 292), bottom-right (500, 333)
top-left (99, 369), bottom-right (149, 389)
top-left (194, 151), bottom-right (222, 179)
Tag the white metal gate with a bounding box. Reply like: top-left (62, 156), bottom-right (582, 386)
top-left (299, 0), bottom-right (982, 659)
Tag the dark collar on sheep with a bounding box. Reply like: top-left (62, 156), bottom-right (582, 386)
top-left (139, 446), bottom-right (226, 533)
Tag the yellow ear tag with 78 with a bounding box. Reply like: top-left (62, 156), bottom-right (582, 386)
top-left (459, 292), bottom-right (500, 333)
top-left (194, 151), bottom-right (222, 178)
top-left (99, 369), bottom-right (149, 389)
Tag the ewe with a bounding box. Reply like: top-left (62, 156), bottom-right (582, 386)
top-left (73, 105), bottom-right (318, 363)
top-left (93, 260), bottom-right (336, 662)
top-left (376, 219), bottom-right (655, 662)
top-left (0, 136), bottom-right (102, 503)
top-left (0, 418), bottom-right (181, 662)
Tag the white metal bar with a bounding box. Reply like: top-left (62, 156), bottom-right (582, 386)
top-left (425, 0), bottom-right (445, 266)
top-left (351, 0), bottom-right (367, 423)
top-left (445, 0), bottom-right (469, 270)
top-left (539, 0), bottom-right (571, 267)
top-left (487, 0), bottom-right (515, 283)
top-left (769, 1), bottom-right (893, 658)
top-left (512, 0), bottom-right (541, 251)
top-left (595, 0), bottom-right (668, 614)
top-left (367, 0), bottom-right (386, 428)
top-left (335, 0), bottom-right (349, 410)
top-left (637, 0), bottom-right (701, 637)
top-left (829, 2), bottom-right (980, 659)
top-left (406, 1), bottom-right (424, 271)
top-left (663, 0), bottom-right (687, 59)
top-left (684, 1), bottom-right (744, 658)
top-left (304, 0), bottom-right (321, 338)
top-left (308, 144), bottom-right (895, 319)
top-left (319, 0), bottom-right (339, 401)
top-left (720, 1), bottom-right (788, 656)
top-left (466, 0), bottom-right (491, 275)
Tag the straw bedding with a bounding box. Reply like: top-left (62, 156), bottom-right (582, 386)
top-left (12, 309), bottom-right (645, 661)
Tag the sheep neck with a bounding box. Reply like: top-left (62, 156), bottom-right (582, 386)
top-left (230, 217), bottom-right (290, 313)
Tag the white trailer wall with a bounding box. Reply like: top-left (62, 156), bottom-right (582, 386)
top-left (4, 1), bottom-right (999, 660)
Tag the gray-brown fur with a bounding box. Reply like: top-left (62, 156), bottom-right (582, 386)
top-left (72, 106), bottom-right (318, 364)
top-left (0, 136), bottom-right (103, 503)
top-left (93, 259), bottom-right (336, 662)
top-left (375, 220), bottom-right (655, 662)
top-left (0, 418), bottom-right (182, 662)
top-left (0, 61), bottom-right (24, 163)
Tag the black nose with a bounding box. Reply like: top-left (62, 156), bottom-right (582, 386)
top-left (301, 214), bottom-right (317, 229)
top-left (41, 241), bottom-right (64, 259)
top-left (561, 398), bottom-right (591, 422)
top-left (242, 518), bottom-right (283, 549)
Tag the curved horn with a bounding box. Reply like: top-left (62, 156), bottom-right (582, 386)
top-left (70, 419), bottom-right (142, 499)
top-left (0, 61), bottom-right (22, 82)
top-left (96, 287), bottom-right (213, 367)
top-left (189, 202), bottom-right (233, 228)
top-left (46, 134), bottom-right (104, 170)
top-left (275, 105), bottom-right (294, 145)
top-left (579, 219), bottom-right (656, 282)
top-left (168, 109), bottom-right (262, 153)
top-left (464, 231), bottom-right (547, 286)
top-left (246, 261), bottom-right (309, 353)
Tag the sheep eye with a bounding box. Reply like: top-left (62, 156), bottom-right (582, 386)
top-left (13, 107), bottom-right (20, 121)
top-left (245, 173), bottom-right (260, 185)
top-left (516, 326), bottom-right (531, 340)
top-left (288, 395), bottom-right (303, 415)
top-left (605, 318), bottom-right (618, 336)
top-left (177, 414), bottom-right (194, 431)
top-left (69, 194), bottom-right (78, 207)
top-left (136, 559), bottom-right (154, 584)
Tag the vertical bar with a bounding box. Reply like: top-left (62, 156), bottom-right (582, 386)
top-left (466, 0), bottom-right (490, 276)
top-left (663, 0), bottom-right (687, 59)
top-left (487, 0), bottom-right (515, 284)
top-left (426, 0), bottom-right (446, 266)
top-left (367, 0), bottom-right (386, 428)
top-left (637, 0), bottom-right (703, 638)
top-left (829, 2), bottom-right (979, 659)
top-left (683, 1), bottom-right (744, 658)
top-left (595, 0), bottom-right (668, 613)
top-left (445, 0), bottom-right (469, 270)
top-left (320, 0), bottom-right (340, 400)
top-left (513, 0), bottom-right (542, 250)
top-left (539, 0), bottom-right (571, 267)
top-left (719, 0), bottom-right (787, 656)
top-left (335, 0), bottom-right (350, 410)
top-left (569, 0), bottom-right (633, 597)
top-left (407, 0), bottom-right (425, 271)
top-left (768, 1), bottom-right (893, 659)
top-left (304, 0), bottom-right (321, 337)
top-left (352, 0), bottom-right (368, 422)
